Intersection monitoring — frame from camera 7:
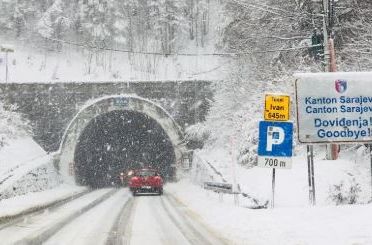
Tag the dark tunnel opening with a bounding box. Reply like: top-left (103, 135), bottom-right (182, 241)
top-left (74, 110), bottom-right (176, 188)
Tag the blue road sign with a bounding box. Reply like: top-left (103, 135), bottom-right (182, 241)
top-left (258, 121), bottom-right (293, 157)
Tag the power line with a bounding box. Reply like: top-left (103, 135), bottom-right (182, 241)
top-left (190, 60), bottom-right (232, 76)
top-left (45, 37), bottom-right (319, 57)
top-left (339, 50), bottom-right (372, 56)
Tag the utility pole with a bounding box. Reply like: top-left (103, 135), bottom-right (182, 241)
top-left (1, 45), bottom-right (14, 82)
top-left (322, 0), bottom-right (339, 160)
top-left (321, 0), bottom-right (330, 70)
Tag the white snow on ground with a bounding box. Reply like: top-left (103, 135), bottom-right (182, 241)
top-left (166, 144), bottom-right (372, 245)
top-left (0, 137), bottom-right (60, 199)
top-left (0, 189), bottom-right (113, 244)
top-left (45, 189), bottom-right (130, 245)
top-left (167, 178), bottom-right (372, 245)
top-left (0, 44), bottom-right (227, 83)
top-left (0, 137), bottom-right (46, 177)
top-left (0, 183), bottom-right (86, 218)
top-left (194, 145), bottom-right (371, 207)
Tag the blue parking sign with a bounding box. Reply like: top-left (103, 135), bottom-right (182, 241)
top-left (258, 121), bottom-right (293, 157)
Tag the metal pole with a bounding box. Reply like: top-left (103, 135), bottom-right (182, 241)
top-left (322, 0), bottom-right (337, 160)
top-left (322, 0), bottom-right (330, 71)
top-left (322, 0), bottom-right (338, 160)
top-left (370, 144), bottom-right (372, 200)
top-left (230, 136), bottom-right (238, 206)
top-left (5, 51), bottom-right (8, 82)
top-left (272, 168), bottom-right (276, 208)
top-left (328, 36), bottom-right (339, 160)
top-left (307, 145), bottom-right (313, 205)
top-left (310, 145), bottom-right (316, 205)
top-left (329, 38), bottom-right (337, 72)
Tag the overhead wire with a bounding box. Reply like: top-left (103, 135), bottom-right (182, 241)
top-left (45, 37), bottom-right (318, 57)
top-left (33, 0), bottom-right (318, 58)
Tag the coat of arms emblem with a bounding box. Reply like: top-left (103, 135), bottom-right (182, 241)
top-left (335, 79), bottom-right (347, 93)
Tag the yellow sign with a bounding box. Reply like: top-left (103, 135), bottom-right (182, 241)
top-left (264, 94), bottom-right (290, 121)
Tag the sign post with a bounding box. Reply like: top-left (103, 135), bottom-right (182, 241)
top-left (306, 145), bottom-right (316, 205)
top-left (310, 145), bottom-right (316, 205)
top-left (1, 45), bottom-right (14, 83)
top-left (258, 93), bottom-right (293, 208)
top-left (271, 168), bottom-right (276, 208)
top-left (295, 72), bottom-right (372, 202)
top-left (258, 121), bottom-right (293, 208)
top-left (370, 144), bottom-right (372, 200)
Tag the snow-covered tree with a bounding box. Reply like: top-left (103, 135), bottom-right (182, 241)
top-left (0, 102), bottom-right (31, 149)
top-left (0, 0), bottom-right (51, 37)
top-left (37, 0), bottom-right (73, 50)
top-left (147, 0), bottom-right (188, 53)
top-left (334, 0), bottom-right (372, 71)
top-left (75, 0), bottom-right (115, 48)
top-left (185, 0), bottom-right (211, 47)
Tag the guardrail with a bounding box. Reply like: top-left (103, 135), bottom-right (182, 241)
top-left (194, 152), bottom-right (268, 209)
top-left (203, 181), bottom-right (268, 209)
top-left (203, 181), bottom-right (234, 194)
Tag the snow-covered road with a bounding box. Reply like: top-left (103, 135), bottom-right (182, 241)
top-left (45, 189), bottom-right (131, 245)
top-left (0, 188), bottom-right (116, 244)
top-left (126, 194), bottom-right (226, 245)
top-left (107, 192), bottom-right (228, 245)
top-left (0, 188), bottom-right (227, 245)
top-left (129, 195), bottom-right (191, 245)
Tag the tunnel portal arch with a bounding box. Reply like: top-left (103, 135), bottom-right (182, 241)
top-left (56, 95), bottom-right (185, 185)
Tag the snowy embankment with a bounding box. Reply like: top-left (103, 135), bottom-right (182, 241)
top-left (0, 136), bottom-right (88, 220)
top-left (194, 144), bottom-right (371, 207)
top-left (0, 137), bottom-right (62, 200)
top-left (168, 176), bottom-right (372, 245)
top-left (169, 144), bottom-right (372, 244)
top-left (0, 184), bottom-right (86, 221)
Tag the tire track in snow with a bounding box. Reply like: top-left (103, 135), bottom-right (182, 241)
top-left (160, 193), bottom-right (229, 245)
top-left (121, 192), bottom-right (229, 245)
top-left (45, 189), bottom-right (130, 245)
top-left (105, 195), bottom-right (137, 245)
top-left (128, 195), bottom-right (190, 245)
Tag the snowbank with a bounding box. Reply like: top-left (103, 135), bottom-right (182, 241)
top-left (0, 137), bottom-right (62, 200)
top-left (0, 137), bottom-right (46, 177)
top-left (194, 145), bottom-right (371, 207)
top-left (0, 184), bottom-right (86, 219)
top-left (167, 179), bottom-right (372, 245)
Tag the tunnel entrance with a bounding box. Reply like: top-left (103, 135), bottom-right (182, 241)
top-left (74, 110), bottom-right (176, 188)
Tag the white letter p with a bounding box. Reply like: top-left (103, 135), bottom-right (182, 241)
top-left (266, 126), bottom-right (285, 152)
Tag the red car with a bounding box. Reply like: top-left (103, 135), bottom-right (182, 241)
top-left (128, 169), bottom-right (163, 196)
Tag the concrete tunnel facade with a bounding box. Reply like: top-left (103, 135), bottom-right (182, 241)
top-left (56, 95), bottom-right (186, 187)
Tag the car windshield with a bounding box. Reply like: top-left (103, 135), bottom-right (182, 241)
top-left (136, 170), bottom-right (156, 177)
